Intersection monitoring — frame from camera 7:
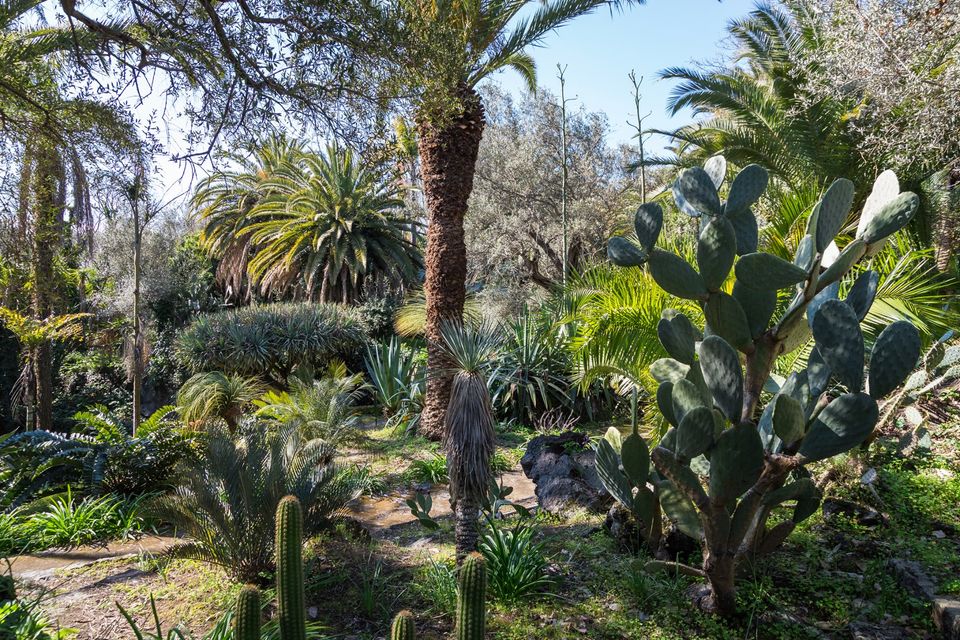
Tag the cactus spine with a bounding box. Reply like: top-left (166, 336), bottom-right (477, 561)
top-left (276, 495), bottom-right (306, 640)
top-left (390, 610), bottom-right (417, 640)
top-left (234, 585), bottom-right (262, 640)
top-left (456, 552), bottom-right (487, 640)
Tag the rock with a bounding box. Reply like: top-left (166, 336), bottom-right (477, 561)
top-left (848, 621), bottom-right (913, 639)
top-left (888, 559), bottom-right (937, 600)
top-left (822, 498), bottom-right (887, 527)
top-left (934, 596), bottom-right (960, 639)
top-left (521, 432), bottom-right (611, 517)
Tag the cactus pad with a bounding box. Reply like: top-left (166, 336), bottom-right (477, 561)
top-left (709, 422), bottom-right (764, 504)
top-left (814, 178), bottom-right (856, 252)
top-left (725, 164), bottom-right (768, 214)
top-left (676, 406), bottom-right (716, 459)
top-left (771, 394), bottom-right (804, 444)
top-left (732, 280), bottom-right (776, 338)
top-left (621, 433), bottom-right (650, 486)
top-left (657, 311), bottom-right (701, 364)
top-left (607, 236), bottom-right (647, 267)
top-left (726, 206), bottom-right (759, 255)
top-left (657, 381), bottom-right (678, 426)
top-left (634, 202), bottom-right (663, 253)
top-left (650, 358), bottom-right (690, 384)
top-left (868, 321), bottom-right (921, 399)
top-left (735, 252), bottom-right (809, 291)
top-left (704, 154), bottom-right (727, 189)
top-left (845, 270), bottom-right (879, 321)
top-left (698, 216), bottom-right (737, 291)
top-left (648, 249), bottom-right (708, 300)
top-left (704, 291), bottom-right (752, 351)
top-left (698, 336), bottom-right (743, 421)
top-left (812, 299), bottom-right (864, 391)
top-left (672, 378), bottom-right (706, 424)
top-left (860, 192), bottom-right (919, 245)
top-left (797, 392), bottom-right (878, 462)
top-left (675, 167), bottom-right (722, 216)
top-left (818, 238), bottom-right (866, 287)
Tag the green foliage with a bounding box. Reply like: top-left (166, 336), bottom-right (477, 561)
top-left (478, 518), bottom-right (553, 602)
top-left (412, 560), bottom-right (458, 615)
top-left (489, 310), bottom-right (570, 425)
top-left (605, 157), bottom-right (928, 616)
top-left (407, 453), bottom-right (448, 485)
top-left (193, 139), bottom-right (421, 302)
top-left (178, 372), bottom-right (265, 431)
top-left (0, 406), bottom-right (190, 507)
top-left (0, 598), bottom-right (75, 640)
top-left (365, 337), bottom-right (423, 418)
top-left (176, 303), bottom-right (361, 388)
top-left (255, 361), bottom-right (364, 443)
top-left (151, 426), bottom-right (363, 583)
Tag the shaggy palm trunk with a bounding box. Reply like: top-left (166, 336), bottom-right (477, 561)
top-left (417, 91), bottom-right (485, 440)
top-left (29, 141), bottom-right (63, 431)
top-left (453, 494), bottom-right (481, 563)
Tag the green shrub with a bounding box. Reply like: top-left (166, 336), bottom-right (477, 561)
top-left (478, 518), bottom-right (553, 602)
top-left (176, 303), bottom-right (362, 388)
top-left (19, 490), bottom-right (154, 550)
top-left (407, 453), bottom-right (448, 485)
top-left (152, 424), bottom-right (364, 583)
top-left (0, 406), bottom-right (192, 507)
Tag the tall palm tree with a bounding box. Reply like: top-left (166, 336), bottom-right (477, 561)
top-left (246, 144), bottom-right (421, 302)
top-left (192, 135), bottom-right (308, 301)
top-left (363, 0), bottom-right (645, 438)
top-left (655, 2), bottom-right (858, 190)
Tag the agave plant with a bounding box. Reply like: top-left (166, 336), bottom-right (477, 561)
top-left (255, 361), bottom-right (364, 443)
top-left (152, 424), bottom-right (363, 583)
top-left (365, 336), bottom-right (423, 417)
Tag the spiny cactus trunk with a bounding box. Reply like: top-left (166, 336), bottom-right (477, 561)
top-left (456, 552), bottom-right (487, 640)
top-left (276, 496), bottom-right (306, 640)
top-left (454, 494), bottom-right (481, 562)
top-left (416, 90), bottom-right (485, 441)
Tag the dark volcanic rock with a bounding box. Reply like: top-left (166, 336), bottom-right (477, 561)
top-left (520, 432), bottom-right (611, 517)
top-left (848, 622), bottom-right (913, 640)
top-left (822, 498), bottom-right (888, 527)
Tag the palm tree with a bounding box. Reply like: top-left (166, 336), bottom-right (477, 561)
top-left (437, 321), bottom-right (498, 561)
top-left (362, 0), bottom-right (645, 438)
top-left (0, 308), bottom-right (87, 429)
top-left (655, 2), bottom-right (858, 190)
top-left (246, 144), bottom-right (421, 302)
top-left (192, 135), bottom-right (307, 301)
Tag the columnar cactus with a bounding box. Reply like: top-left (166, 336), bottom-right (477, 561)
top-left (276, 495), bottom-right (306, 640)
top-left (234, 585), bottom-right (262, 640)
top-left (456, 552), bottom-right (487, 640)
top-left (390, 610), bottom-right (417, 640)
top-left (607, 160), bottom-right (922, 617)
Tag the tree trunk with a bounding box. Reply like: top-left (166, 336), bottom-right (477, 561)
top-left (29, 140), bottom-right (63, 431)
top-left (416, 90), bottom-right (485, 440)
top-left (132, 192), bottom-right (143, 435)
top-left (703, 554), bottom-right (738, 617)
top-left (453, 493), bottom-right (481, 563)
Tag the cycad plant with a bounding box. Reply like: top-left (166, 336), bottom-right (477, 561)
top-left (438, 321), bottom-right (499, 560)
top-left (177, 372), bottom-right (265, 432)
top-left (255, 361), bottom-right (364, 443)
top-left (152, 425), bottom-right (363, 583)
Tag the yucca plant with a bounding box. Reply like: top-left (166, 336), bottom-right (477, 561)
top-left (152, 424), bottom-right (363, 583)
top-left (438, 321), bottom-right (499, 561)
top-left (177, 372), bottom-right (266, 432)
top-left (255, 361), bottom-right (364, 443)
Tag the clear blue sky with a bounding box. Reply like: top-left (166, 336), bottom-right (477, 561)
top-left (494, 0), bottom-right (756, 152)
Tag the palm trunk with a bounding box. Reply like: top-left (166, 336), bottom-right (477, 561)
top-left (453, 494), bottom-right (481, 563)
top-left (416, 90), bottom-right (485, 441)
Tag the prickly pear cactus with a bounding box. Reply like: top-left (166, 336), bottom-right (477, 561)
top-left (607, 161), bottom-right (923, 616)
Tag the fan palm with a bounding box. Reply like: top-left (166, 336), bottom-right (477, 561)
top-left (360, 0), bottom-right (645, 439)
top-left (245, 144), bottom-right (421, 302)
top-left (192, 135), bottom-right (308, 300)
top-left (152, 425), bottom-right (363, 584)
